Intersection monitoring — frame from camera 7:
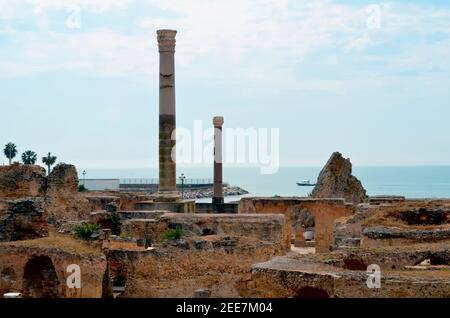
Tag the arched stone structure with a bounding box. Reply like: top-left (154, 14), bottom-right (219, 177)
top-left (22, 256), bottom-right (60, 298)
top-left (239, 198), bottom-right (355, 252)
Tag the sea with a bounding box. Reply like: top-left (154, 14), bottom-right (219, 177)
top-left (80, 166), bottom-right (450, 203)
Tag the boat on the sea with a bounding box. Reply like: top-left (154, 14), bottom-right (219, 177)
top-left (296, 179), bottom-right (316, 186)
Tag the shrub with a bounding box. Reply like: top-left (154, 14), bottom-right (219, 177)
top-left (73, 223), bottom-right (100, 240)
top-left (163, 227), bottom-right (184, 240)
top-left (78, 184), bottom-right (88, 192)
top-left (110, 212), bottom-right (121, 236)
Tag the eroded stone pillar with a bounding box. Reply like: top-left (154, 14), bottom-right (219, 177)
top-left (213, 116), bottom-right (224, 205)
top-left (156, 29), bottom-right (179, 201)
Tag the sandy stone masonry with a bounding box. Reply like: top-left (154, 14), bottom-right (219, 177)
top-left (0, 234), bottom-right (109, 298)
top-left (0, 164), bottom-right (46, 199)
top-left (120, 212), bottom-right (290, 250)
top-left (239, 197), bottom-right (354, 252)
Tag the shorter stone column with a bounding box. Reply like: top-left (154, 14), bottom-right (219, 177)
top-left (212, 116), bottom-right (224, 205)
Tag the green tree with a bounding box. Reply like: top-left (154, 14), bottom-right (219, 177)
top-left (4, 143), bottom-right (18, 165)
top-left (21, 150), bottom-right (37, 165)
top-left (42, 152), bottom-right (57, 175)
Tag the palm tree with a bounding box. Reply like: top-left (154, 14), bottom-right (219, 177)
top-left (22, 150), bottom-right (37, 165)
top-left (4, 143), bottom-right (18, 165)
top-left (42, 152), bottom-right (57, 175)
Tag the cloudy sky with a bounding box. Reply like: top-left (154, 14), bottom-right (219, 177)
top-left (1, 0), bottom-right (450, 169)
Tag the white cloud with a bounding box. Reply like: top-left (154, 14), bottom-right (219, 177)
top-left (1, 0), bottom-right (450, 95)
top-left (0, 30), bottom-right (158, 78)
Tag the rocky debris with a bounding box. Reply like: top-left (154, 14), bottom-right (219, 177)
top-left (160, 213), bottom-right (290, 250)
top-left (194, 239), bottom-right (210, 250)
top-left (394, 208), bottom-right (450, 226)
top-left (194, 288), bottom-right (211, 298)
top-left (180, 186), bottom-right (249, 200)
top-left (212, 236), bottom-right (238, 249)
top-left (333, 212), bottom-right (367, 249)
top-left (175, 238), bottom-right (189, 249)
top-left (369, 196), bottom-right (406, 205)
top-left (0, 164), bottom-right (46, 199)
top-left (312, 152), bottom-right (367, 204)
top-left (0, 197), bottom-right (48, 241)
top-left (363, 226), bottom-right (450, 240)
top-left (295, 208), bottom-right (315, 229)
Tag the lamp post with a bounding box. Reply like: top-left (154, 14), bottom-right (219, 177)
top-left (82, 170), bottom-right (86, 186)
top-left (179, 173), bottom-right (186, 200)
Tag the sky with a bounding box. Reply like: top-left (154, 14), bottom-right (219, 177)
top-left (1, 0), bottom-right (450, 170)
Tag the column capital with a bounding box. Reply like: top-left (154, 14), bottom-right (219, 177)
top-left (213, 116), bottom-right (224, 127)
top-left (157, 29), bottom-right (177, 52)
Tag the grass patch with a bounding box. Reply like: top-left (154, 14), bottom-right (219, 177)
top-left (73, 223), bottom-right (101, 240)
top-left (163, 227), bottom-right (184, 240)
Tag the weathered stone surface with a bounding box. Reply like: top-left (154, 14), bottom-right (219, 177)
top-left (194, 288), bottom-right (211, 298)
top-left (312, 152), bottom-right (366, 204)
top-left (120, 213), bottom-right (289, 250)
top-left (45, 164), bottom-right (91, 224)
top-left (0, 198), bottom-right (48, 241)
top-left (175, 238), bottom-right (189, 249)
top-left (0, 232), bottom-right (109, 297)
top-left (0, 164), bottom-right (46, 199)
top-left (161, 213), bottom-right (290, 250)
top-left (239, 197), bottom-right (354, 252)
top-left (106, 235), bottom-right (282, 298)
top-left (362, 226), bottom-right (450, 240)
top-left (333, 213), bottom-right (366, 249)
top-left (120, 218), bottom-right (168, 244)
top-left (47, 163), bottom-right (78, 193)
top-left (241, 248), bottom-right (450, 298)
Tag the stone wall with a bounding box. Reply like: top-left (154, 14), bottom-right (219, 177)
top-left (195, 203), bottom-right (239, 214)
top-left (84, 192), bottom-right (154, 211)
top-left (0, 198), bottom-right (48, 241)
top-left (45, 164), bottom-right (91, 224)
top-left (107, 236), bottom-right (282, 298)
top-left (334, 200), bottom-right (450, 250)
top-left (245, 265), bottom-right (450, 298)
top-left (239, 197), bottom-right (354, 252)
top-left (0, 163), bottom-right (95, 239)
top-left (0, 243), bottom-right (109, 298)
top-left (0, 164), bottom-right (46, 199)
top-left (121, 213), bottom-right (290, 250)
top-left (361, 227), bottom-right (450, 248)
top-left (241, 254), bottom-right (450, 298)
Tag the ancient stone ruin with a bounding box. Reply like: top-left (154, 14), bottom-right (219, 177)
top-left (0, 30), bottom-right (449, 299)
top-left (312, 152), bottom-right (367, 204)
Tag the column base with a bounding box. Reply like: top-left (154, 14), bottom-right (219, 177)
top-left (153, 191), bottom-right (181, 202)
top-left (212, 197), bottom-right (224, 205)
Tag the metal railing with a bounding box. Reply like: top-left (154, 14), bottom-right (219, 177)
top-left (120, 178), bottom-right (214, 185)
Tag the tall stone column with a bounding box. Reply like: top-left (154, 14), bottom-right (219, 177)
top-left (213, 116), bottom-right (224, 205)
top-left (156, 29), bottom-right (179, 201)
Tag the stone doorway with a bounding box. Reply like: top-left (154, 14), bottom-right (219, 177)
top-left (290, 206), bottom-right (315, 250)
top-left (22, 256), bottom-right (60, 298)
